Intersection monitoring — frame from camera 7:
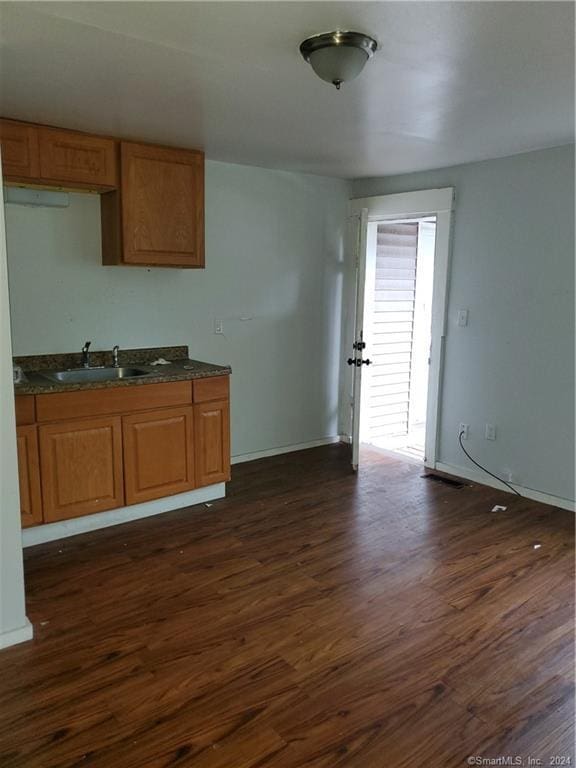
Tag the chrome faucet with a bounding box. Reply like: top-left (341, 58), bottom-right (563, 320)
top-left (112, 345), bottom-right (120, 368)
top-left (81, 341), bottom-right (92, 368)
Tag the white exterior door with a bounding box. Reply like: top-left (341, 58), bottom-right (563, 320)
top-left (348, 188), bottom-right (454, 469)
top-left (350, 208), bottom-right (369, 470)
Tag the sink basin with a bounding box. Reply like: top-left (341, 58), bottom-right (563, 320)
top-left (39, 367), bottom-right (151, 384)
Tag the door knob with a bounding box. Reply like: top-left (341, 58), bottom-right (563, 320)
top-left (347, 358), bottom-right (372, 367)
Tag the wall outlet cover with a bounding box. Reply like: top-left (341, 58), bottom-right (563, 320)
top-left (485, 423), bottom-right (497, 441)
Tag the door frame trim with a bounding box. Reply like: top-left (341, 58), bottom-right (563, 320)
top-left (349, 187), bottom-right (454, 468)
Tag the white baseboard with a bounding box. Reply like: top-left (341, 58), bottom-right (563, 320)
top-left (0, 618), bottom-right (33, 649)
top-left (22, 484), bottom-right (226, 547)
top-left (232, 436), bottom-right (341, 465)
top-left (434, 461), bottom-right (575, 512)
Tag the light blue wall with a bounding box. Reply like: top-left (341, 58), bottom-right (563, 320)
top-left (7, 146), bottom-right (574, 501)
top-left (351, 145), bottom-right (575, 502)
top-left (5, 160), bottom-right (350, 459)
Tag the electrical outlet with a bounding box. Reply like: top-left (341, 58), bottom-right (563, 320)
top-left (457, 309), bottom-right (469, 327)
top-left (214, 319), bottom-right (224, 335)
top-left (485, 423), bottom-right (497, 441)
top-left (503, 467), bottom-right (513, 483)
top-left (459, 423), bottom-right (469, 440)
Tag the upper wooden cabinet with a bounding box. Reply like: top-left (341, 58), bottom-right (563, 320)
top-left (102, 141), bottom-right (204, 268)
top-left (0, 119), bottom-right (116, 189)
top-left (39, 128), bottom-right (117, 188)
top-left (0, 119), bottom-right (40, 180)
top-left (1, 118), bottom-right (205, 269)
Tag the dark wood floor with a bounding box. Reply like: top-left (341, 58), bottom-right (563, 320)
top-left (0, 444), bottom-right (574, 767)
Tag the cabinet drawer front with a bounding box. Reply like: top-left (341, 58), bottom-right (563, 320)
top-left (0, 119), bottom-right (40, 180)
top-left (123, 407), bottom-right (195, 504)
top-left (15, 395), bottom-right (36, 425)
top-left (193, 375), bottom-right (229, 403)
top-left (36, 381), bottom-right (192, 422)
top-left (121, 141), bottom-right (204, 267)
top-left (39, 416), bottom-right (124, 522)
top-left (39, 128), bottom-right (117, 188)
top-left (17, 425), bottom-right (43, 527)
top-left (194, 399), bottom-right (230, 487)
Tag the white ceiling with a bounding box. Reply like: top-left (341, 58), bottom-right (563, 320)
top-left (0, 2), bottom-right (573, 179)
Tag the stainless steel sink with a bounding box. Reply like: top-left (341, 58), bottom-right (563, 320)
top-left (39, 367), bottom-right (151, 384)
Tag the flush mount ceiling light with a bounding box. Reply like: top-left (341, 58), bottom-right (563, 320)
top-left (299, 30), bottom-right (377, 90)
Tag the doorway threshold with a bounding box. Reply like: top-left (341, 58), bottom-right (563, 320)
top-left (366, 423), bottom-right (425, 463)
top-left (360, 441), bottom-right (423, 467)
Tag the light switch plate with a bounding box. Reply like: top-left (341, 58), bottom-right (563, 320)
top-left (457, 309), bottom-right (469, 327)
top-left (485, 423), bottom-right (497, 441)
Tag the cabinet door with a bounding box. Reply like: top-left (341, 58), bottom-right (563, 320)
top-left (39, 417), bottom-right (124, 522)
top-left (39, 127), bottom-right (117, 188)
top-left (120, 141), bottom-right (204, 267)
top-left (0, 119), bottom-right (40, 180)
top-left (194, 400), bottom-right (230, 487)
top-left (17, 426), bottom-right (43, 528)
top-left (123, 407), bottom-right (195, 504)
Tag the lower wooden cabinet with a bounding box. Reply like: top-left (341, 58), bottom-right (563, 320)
top-left (123, 407), bottom-right (195, 504)
top-left (16, 375), bottom-right (230, 526)
top-left (39, 416), bottom-right (124, 522)
top-left (16, 425), bottom-right (43, 528)
top-left (194, 399), bottom-right (231, 487)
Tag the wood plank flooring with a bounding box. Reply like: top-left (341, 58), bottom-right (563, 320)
top-left (0, 443), bottom-right (573, 767)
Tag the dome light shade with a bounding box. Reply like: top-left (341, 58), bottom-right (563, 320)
top-left (299, 31), bottom-right (377, 89)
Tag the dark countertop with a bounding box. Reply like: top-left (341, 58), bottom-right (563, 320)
top-left (14, 346), bottom-right (231, 396)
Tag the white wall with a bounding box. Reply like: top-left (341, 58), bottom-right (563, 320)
top-left (350, 145), bottom-right (575, 503)
top-left (0, 173), bottom-right (31, 648)
top-left (5, 161), bottom-right (349, 458)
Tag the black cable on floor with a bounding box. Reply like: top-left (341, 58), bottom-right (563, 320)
top-left (458, 431), bottom-right (522, 497)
